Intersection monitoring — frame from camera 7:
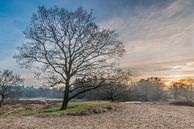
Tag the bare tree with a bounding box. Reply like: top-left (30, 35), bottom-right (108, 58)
top-left (76, 69), bottom-right (131, 101)
top-left (101, 69), bottom-right (131, 101)
top-left (0, 70), bottom-right (23, 107)
top-left (15, 6), bottom-right (125, 110)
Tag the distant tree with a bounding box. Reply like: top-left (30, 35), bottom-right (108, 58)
top-left (99, 83), bottom-right (128, 101)
top-left (170, 82), bottom-right (183, 99)
top-left (77, 69), bottom-right (131, 101)
top-left (99, 69), bottom-right (131, 101)
top-left (179, 78), bottom-right (194, 100)
top-left (130, 77), bottom-right (166, 101)
top-left (170, 78), bottom-right (194, 100)
top-left (15, 6), bottom-right (125, 110)
top-left (0, 70), bottom-right (23, 107)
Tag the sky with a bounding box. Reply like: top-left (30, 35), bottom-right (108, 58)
top-left (0, 0), bottom-right (193, 85)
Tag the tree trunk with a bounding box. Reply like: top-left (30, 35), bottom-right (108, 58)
top-left (60, 80), bottom-right (70, 110)
top-left (60, 97), bottom-right (69, 110)
top-left (0, 95), bottom-right (5, 107)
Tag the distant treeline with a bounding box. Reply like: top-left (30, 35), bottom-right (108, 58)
top-left (79, 77), bottom-right (194, 102)
top-left (5, 77), bottom-right (194, 102)
top-left (6, 86), bottom-right (63, 99)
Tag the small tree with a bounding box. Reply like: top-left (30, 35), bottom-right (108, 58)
top-left (15, 6), bottom-right (125, 110)
top-left (0, 70), bottom-right (23, 107)
top-left (99, 69), bottom-right (131, 101)
top-left (76, 69), bottom-right (131, 101)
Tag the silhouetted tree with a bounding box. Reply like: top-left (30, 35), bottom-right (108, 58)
top-left (0, 70), bottom-right (23, 107)
top-left (15, 6), bottom-right (125, 110)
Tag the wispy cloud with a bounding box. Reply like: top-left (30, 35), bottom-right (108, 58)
top-left (101, 0), bottom-right (194, 80)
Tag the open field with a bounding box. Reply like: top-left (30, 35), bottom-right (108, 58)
top-left (0, 101), bottom-right (194, 129)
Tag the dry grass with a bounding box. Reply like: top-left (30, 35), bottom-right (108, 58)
top-left (0, 102), bottom-right (194, 129)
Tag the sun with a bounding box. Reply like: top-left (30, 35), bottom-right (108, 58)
top-left (164, 81), bottom-right (171, 86)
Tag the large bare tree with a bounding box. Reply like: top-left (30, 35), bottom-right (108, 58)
top-left (15, 6), bottom-right (125, 110)
top-left (0, 70), bottom-right (23, 107)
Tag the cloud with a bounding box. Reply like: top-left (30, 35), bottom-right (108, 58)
top-left (101, 0), bottom-right (194, 79)
top-left (164, 0), bottom-right (193, 18)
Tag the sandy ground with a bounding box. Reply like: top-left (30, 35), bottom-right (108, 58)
top-left (0, 103), bottom-right (194, 129)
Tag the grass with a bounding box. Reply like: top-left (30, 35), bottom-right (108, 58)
top-left (0, 101), bottom-right (114, 117)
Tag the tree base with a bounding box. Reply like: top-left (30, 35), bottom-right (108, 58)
top-left (60, 100), bottom-right (69, 110)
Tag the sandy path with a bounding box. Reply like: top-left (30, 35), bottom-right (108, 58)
top-left (0, 103), bottom-right (194, 129)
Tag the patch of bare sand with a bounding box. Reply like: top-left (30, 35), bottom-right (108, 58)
top-left (0, 103), bottom-right (194, 129)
